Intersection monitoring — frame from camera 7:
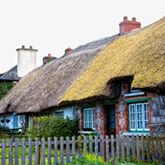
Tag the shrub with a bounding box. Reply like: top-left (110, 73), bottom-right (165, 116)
top-left (26, 115), bottom-right (79, 140)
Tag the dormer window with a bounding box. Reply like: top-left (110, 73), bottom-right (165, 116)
top-left (130, 78), bottom-right (141, 93)
top-left (124, 78), bottom-right (145, 97)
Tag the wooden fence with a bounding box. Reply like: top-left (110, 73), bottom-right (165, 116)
top-left (0, 134), bottom-right (165, 165)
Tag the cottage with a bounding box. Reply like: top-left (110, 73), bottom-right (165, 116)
top-left (0, 16), bottom-right (165, 136)
top-left (0, 46), bottom-right (38, 132)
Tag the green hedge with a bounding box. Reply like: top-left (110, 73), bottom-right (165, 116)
top-left (26, 115), bottom-right (79, 140)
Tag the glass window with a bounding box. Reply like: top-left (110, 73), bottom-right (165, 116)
top-left (55, 112), bottom-right (64, 118)
top-left (129, 103), bottom-right (149, 131)
top-left (14, 115), bottom-right (18, 128)
top-left (83, 108), bottom-right (95, 129)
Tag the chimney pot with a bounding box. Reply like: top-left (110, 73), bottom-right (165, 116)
top-left (124, 16), bottom-right (128, 21)
top-left (29, 46), bottom-right (33, 49)
top-left (22, 45), bottom-right (25, 49)
top-left (48, 54), bottom-right (51, 57)
top-left (132, 17), bottom-right (136, 22)
top-left (65, 47), bottom-right (72, 54)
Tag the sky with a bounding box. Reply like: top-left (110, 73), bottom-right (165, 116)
top-left (0, 0), bottom-right (165, 73)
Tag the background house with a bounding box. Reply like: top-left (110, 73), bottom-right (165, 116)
top-left (0, 46), bottom-right (38, 132)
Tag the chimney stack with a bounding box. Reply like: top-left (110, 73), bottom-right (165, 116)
top-left (16, 45), bottom-right (38, 77)
top-left (119, 16), bottom-right (141, 34)
top-left (65, 47), bottom-right (72, 55)
top-left (43, 54), bottom-right (56, 65)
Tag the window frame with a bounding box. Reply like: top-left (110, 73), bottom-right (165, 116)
top-left (83, 108), bottom-right (95, 130)
top-left (129, 102), bottom-right (149, 132)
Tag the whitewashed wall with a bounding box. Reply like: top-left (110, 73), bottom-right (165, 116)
top-left (0, 113), bottom-right (24, 129)
top-left (51, 107), bottom-right (73, 119)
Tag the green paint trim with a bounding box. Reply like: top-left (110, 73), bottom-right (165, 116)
top-left (124, 98), bottom-right (151, 104)
top-left (80, 105), bottom-right (96, 108)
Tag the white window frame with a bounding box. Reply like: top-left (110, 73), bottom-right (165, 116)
top-left (83, 108), bottom-right (95, 130)
top-left (129, 103), bottom-right (149, 132)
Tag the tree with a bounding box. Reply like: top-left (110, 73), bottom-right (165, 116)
top-left (0, 81), bottom-right (15, 100)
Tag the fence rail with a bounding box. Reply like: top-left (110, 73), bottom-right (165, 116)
top-left (0, 134), bottom-right (165, 165)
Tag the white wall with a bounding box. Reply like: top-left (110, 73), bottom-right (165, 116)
top-left (0, 113), bottom-right (25, 129)
top-left (51, 107), bottom-right (73, 119)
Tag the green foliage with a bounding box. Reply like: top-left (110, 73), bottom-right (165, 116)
top-left (0, 81), bottom-right (15, 100)
top-left (0, 125), bottom-right (11, 133)
top-left (26, 115), bottom-right (79, 140)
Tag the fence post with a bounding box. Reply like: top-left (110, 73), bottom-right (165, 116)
top-left (66, 137), bottom-right (70, 160)
top-left (72, 136), bottom-right (75, 159)
top-left (141, 134), bottom-right (145, 160)
top-left (83, 136), bottom-right (87, 153)
top-left (15, 138), bottom-right (19, 165)
top-left (22, 138), bottom-right (26, 165)
top-left (48, 137), bottom-right (51, 165)
top-left (95, 136), bottom-right (98, 157)
top-left (9, 138), bottom-right (13, 165)
top-left (111, 135), bottom-right (115, 165)
top-left (106, 136), bottom-right (109, 162)
top-left (41, 137), bottom-right (45, 165)
top-left (89, 136), bottom-right (93, 155)
top-left (35, 138), bottom-right (39, 165)
top-left (2, 139), bottom-right (6, 165)
top-left (121, 135), bottom-right (125, 163)
top-left (100, 136), bottom-right (104, 158)
top-left (136, 135), bottom-right (140, 161)
top-left (116, 135), bottom-right (119, 164)
top-left (60, 137), bottom-right (64, 163)
top-left (126, 135), bottom-right (130, 163)
top-left (28, 138), bottom-right (32, 165)
top-left (146, 134), bottom-right (150, 161)
top-left (54, 137), bottom-right (58, 164)
top-left (132, 135), bottom-right (135, 161)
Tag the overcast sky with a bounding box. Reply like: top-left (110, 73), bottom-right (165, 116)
top-left (0, 0), bottom-right (165, 73)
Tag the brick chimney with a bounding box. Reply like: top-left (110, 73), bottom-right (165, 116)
top-left (16, 45), bottom-right (38, 77)
top-left (65, 47), bottom-right (72, 55)
top-left (119, 17), bottom-right (141, 34)
top-left (43, 54), bottom-right (57, 65)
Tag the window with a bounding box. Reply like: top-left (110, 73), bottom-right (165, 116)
top-left (14, 115), bottom-right (18, 128)
top-left (129, 103), bottom-right (149, 132)
top-left (55, 112), bottom-right (64, 118)
top-left (130, 78), bottom-right (141, 93)
top-left (83, 108), bottom-right (95, 129)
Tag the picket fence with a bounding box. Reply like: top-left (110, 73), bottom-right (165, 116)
top-left (0, 134), bottom-right (165, 165)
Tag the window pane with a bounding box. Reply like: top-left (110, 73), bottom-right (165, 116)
top-left (89, 110), bottom-right (92, 115)
top-left (84, 108), bottom-right (95, 129)
top-left (137, 104), bottom-right (143, 130)
top-left (89, 123), bottom-right (92, 128)
top-left (144, 103), bottom-right (149, 129)
top-left (129, 104), bottom-right (135, 130)
top-left (89, 116), bottom-right (92, 122)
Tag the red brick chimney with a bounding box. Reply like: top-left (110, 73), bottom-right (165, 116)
top-left (119, 16), bottom-right (141, 34)
top-left (65, 47), bottom-right (72, 54)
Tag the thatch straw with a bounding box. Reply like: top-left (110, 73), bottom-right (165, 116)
top-left (0, 34), bottom-right (118, 114)
top-left (60, 16), bottom-right (165, 105)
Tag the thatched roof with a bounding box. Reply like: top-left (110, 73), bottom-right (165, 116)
top-left (1, 16), bottom-right (165, 114)
top-left (0, 34), bottom-right (118, 114)
top-left (59, 16), bottom-right (165, 105)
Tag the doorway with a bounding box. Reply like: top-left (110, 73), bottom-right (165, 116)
top-left (106, 105), bottom-right (116, 137)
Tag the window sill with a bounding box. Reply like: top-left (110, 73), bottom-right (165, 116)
top-left (124, 92), bottom-right (145, 97)
top-left (122, 132), bottom-right (150, 136)
top-left (78, 131), bottom-right (96, 134)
